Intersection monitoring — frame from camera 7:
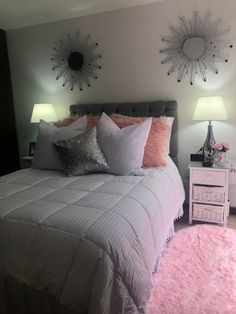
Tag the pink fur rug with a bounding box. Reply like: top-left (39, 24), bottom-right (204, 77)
top-left (147, 225), bottom-right (236, 314)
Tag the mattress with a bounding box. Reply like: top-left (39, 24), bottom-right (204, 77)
top-left (0, 157), bottom-right (184, 314)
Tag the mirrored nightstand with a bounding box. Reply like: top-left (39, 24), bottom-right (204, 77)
top-left (22, 156), bottom-right (33, 169)
top-left (189, 162), bottom-right (231, 227)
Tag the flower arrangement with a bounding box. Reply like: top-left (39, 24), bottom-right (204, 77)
top-left (213, 143), bottom-right (229, 152)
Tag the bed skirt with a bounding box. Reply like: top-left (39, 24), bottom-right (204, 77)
top-left (0, 275), bottom-right (80, 314)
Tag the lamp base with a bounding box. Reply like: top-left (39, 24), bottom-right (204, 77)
top-left (203, 121), bottom-right (216, 164)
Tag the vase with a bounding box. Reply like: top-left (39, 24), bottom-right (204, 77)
top-left (214, 151), bottom-right (227, 167)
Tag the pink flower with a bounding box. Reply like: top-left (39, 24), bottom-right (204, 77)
top-left (213, 143), bottom-right (223, 150)
top-left (222, 143), bottom-right (229, 150)
top-left (213, 142), bottom-right (229, 152)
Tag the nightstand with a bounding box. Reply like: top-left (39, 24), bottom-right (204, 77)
top-left (22, 156), bottom-right (33, 168)
top-left (189, 162), bottom-right (230, 227)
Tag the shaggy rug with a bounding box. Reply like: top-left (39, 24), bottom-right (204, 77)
top-left (147, 225), bottom-right (236, 314)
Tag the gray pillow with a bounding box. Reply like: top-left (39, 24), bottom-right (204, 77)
top-left (32, 115), bottom-right (87, 170)
top-left (97, 113), bottom-right (152, 175)
top-left (53, 128), bottom-right (109, 176)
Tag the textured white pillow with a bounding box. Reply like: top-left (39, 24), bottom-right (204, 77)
top-left (97, 113), bottom-right (152, 175)
top-left (32, 115), bottom-right (87, 170)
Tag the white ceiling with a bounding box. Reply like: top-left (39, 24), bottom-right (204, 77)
top-left (1, 0), bottom-right (164, 30)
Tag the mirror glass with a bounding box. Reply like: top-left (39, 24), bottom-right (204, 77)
top-left (68, 51), bottom-right (84, 71)
top-left (183, 37), bottom-right (206, 59)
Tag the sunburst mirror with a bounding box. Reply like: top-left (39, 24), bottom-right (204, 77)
top-left (160, 11), bottom-right (233, 85)
top-left (51, 32), bottom-right (102, 91)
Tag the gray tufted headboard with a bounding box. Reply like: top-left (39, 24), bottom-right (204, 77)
top-left (70, 100), bottom-right (178, 165)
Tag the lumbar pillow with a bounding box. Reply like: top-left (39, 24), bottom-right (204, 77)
top-left (53, 127), bottom-right (109, 176)
top-left (32, 115), bottom-right (87, 170)
top-left (97, 113), bottom-right (152, 175)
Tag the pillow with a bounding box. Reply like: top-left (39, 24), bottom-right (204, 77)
top-left (54, 115), bottom-right (100, 130)
top-left (54, 116), bottom-right (79, 127)
top-left (112, 114), bottom-right (173, 144)
top-left (32, 115), bottom-right (87, 170)
top-left (111, 114), bottom-right (174, 167)
top-left (87, 115), bottom-right (100, 129)
top-left (97, 113), bottom-right (152, 175)
top-left (53, 128), bottom-right (109, 176)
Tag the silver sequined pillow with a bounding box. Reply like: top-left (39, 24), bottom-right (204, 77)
top-left (53, 128), bottom-right (109, 176)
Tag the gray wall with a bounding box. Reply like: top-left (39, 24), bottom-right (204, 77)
top-left (6, 0), bottom-right (236, 203)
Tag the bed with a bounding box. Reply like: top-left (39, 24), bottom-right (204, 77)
top-left (0, 100), bottom-right (184, 314)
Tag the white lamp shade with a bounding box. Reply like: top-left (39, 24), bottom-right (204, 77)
top-left (193, 96), bottom-right (228, 121)
top-left (31, 104), bottom-right (57, 123)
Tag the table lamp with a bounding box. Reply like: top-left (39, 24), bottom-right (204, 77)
top-left (30, 103), bottom-right (57, 155)
top-left (192, 96), bottom-right (228, 166)
top-left (31, 103), bottom-right (57, 123)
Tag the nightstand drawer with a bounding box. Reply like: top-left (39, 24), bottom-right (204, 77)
top-left (193, 185), bottom-right (225, 203)
top-left (192, 170), bottom-right (225, 186)
top-left (193, 203), bottom-right (224, 222)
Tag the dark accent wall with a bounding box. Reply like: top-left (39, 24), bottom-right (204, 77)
top-left (0, 29), bottom-right (20, 175)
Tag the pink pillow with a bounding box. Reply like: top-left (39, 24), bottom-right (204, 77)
top-left (111, 114), bottom-right (173, 167)
top-left (54, 116), bottom-right (79, 127)
top-left (87, 116), bottom-right (100, 129)
top-left (54, 115), bottom-right (100, 129)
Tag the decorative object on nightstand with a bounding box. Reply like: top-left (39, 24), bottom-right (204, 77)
top-left (213, 143), bottom-right (229, 167)
top-left (30, 103), bottom-right (57, 155)
top-left (192, 96), bottom-right (228, 167)
top-left (29, 141), bottom-right (36, 156)
top-left (189, 162), bottom-right (230, 227)
top-left (190, 151), bottom-right (203, 162)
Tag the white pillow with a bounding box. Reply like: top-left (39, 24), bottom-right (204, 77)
top-left (32, 115), bottom-right (87, 170)
top-left (97, 113), bottom-right (152, 176)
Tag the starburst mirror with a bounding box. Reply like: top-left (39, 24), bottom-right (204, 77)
top-left (160, 11), bottom-right (233, 85)
top-left (51, 32), bottom-right (102, 91)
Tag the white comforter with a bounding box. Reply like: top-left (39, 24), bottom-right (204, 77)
top-left (0, 157), bottom-right (184, 313)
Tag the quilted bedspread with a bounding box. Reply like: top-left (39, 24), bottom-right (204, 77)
top-left (0, 158), bottom-right (184, 314)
